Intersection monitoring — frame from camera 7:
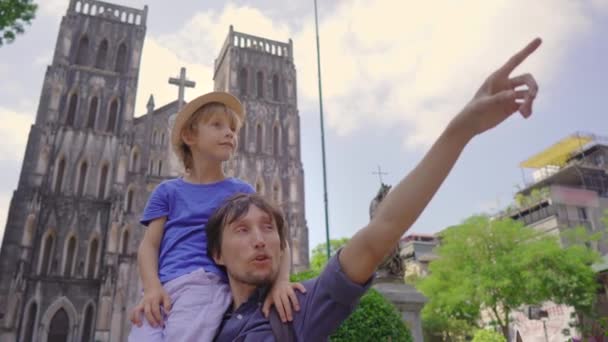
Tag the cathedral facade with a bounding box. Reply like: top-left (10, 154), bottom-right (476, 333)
top-left (0, 1), bottom-right (308, 341)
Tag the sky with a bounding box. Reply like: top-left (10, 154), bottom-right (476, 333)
top-left (1, 0), bottom-right (607, 254)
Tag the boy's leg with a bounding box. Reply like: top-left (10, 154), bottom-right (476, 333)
top-left (164, 269), bottom-right (232, 342)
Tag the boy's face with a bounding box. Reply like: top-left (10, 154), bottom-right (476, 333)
top-left (188, 111), bottom-right (237, 162)
top-left (214, 204), bottom-right (283, 287)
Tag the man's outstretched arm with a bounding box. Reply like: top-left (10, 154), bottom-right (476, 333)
top-left (340, 38), bottom-right (542, 284)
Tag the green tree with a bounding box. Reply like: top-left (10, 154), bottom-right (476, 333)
top-left (310, 237), bottom-right (349, 272)
top-left (0, 0), bottom-right (37, 46)
top-left (471, 329), bottom-right (506, 342)
top-left (291, 269), bottom-right (413, 342)
top-left (418, 216), bottom-right (599, 339)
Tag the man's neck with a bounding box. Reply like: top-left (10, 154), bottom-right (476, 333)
top-left (185, 158), bottom-right (225, 184)
top-left (229, 280), bottom-right (258, 310)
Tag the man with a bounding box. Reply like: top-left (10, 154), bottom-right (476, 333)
top-left (133, 38), bottom-right (541, 341)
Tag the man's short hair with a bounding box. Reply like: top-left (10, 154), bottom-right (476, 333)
top-left (207, 193), bottom-right (287, 260)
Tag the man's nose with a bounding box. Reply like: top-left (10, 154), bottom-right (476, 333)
top-left (252, 228), bottom-right (266, 248)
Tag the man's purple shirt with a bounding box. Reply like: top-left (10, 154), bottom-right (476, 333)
top-left (214, 252), bottom-right (374, 341)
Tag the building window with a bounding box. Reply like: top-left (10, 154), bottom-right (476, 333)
top-left (48, 308), bottom-right (69, 342)
top-left (256, 71), bottom-right (264, 98)
top-left (157, 160), bottom-right (163, 176)
top-left (239, 68), bottom-right (248, 95)
top-left (106, 99), bottom-right (118, 133)
top-left (76, 161), bottom-right (88, 196)
top-left (54, 158), bottom-right (66, 193)
top-left (578, 207), bottom-right (588, 221)
top-left (272, 125), bottom-right (279, 155)
top-left (76, 35), bottom-right (89, 65)
top-left (86, 97), bottom-right (98, 129)
top-left (65, 93), bottom-right (78, 127)
top-left (125, 188), bottom-right (134, 213)
top-left (98, 164), bottom-right (109, 198)
top-left (256, 124), bottom-right (263, 153)
top-left (121, 229), bottom-right (130, 254)
top-left (95, 39), bottom-right (108, 69)
top-left (130, 148), bottom-right (139, 172)
top-left (81, 305), bottom-right (94, 342)
top-left (22, 302), bottom-right (37, 342)
top-left (86, 238), bottom-right (99, 278)
top-left (39, 233), bottom-right (54, 275)
top-left (272, 74), bottom-right (279, 101)
top-left (115, 43), bottom-right (128, 73)
top-left (63, 236), bottom-right (76, 276)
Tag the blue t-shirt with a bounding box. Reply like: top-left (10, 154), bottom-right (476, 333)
top-left (140, 177), bottom-right (254, 284)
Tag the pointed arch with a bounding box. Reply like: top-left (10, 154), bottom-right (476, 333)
top-left (115, 42), bottom-right (128, 73)
top-left (272, 124), bottom-right (280, 156)
top-left (129, 146), bottom-right (140, 172)
top-left (97, 162), bottom-right (109, 199)
top-left (38, 230), bottom-right (56, 275)
top-left (256, 71), bottom-right (264, 98)
top-left (256, 123), bottom-right (263, 153)
top-left (106, 98), bottom-right (119, 133)
top-left (85, 236), bottom-right (100, 278)
top-left (62, 234), bottom-right (77, 277)
top-left (75, 35), bottom-right (89, 65)
top-left (86, 96), bottom-right (98, 129)
top-left (20, 299), bottom-right (39, 342)
top-left (95, 39), bottom-right (108, 69)
top-left (80, 301), bottom-right (96, 342)
top-left (120, 226), bottom-right (130, 254)
top-left (65, 92), bottom-right (78, 127)
top-left (39, 297), bottom-right (77, 342)
top-left (239, 68), bottom-right (248, 95)
top-left (76, 160), bottom-right (88, 196)
top-left (125, 185), bottom-right (135, 213)
top-left (272, 74), bottom-right (280, 101)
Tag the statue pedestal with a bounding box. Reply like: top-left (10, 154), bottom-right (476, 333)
top-left (373, 281), bottom-right (427, 342)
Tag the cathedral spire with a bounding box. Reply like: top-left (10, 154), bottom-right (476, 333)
top-left (147, 94), bottom-right (155, 113)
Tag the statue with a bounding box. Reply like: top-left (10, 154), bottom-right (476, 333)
top-left (369, 183), bottom-right (405, 282)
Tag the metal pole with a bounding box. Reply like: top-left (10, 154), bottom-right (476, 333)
top-left (313, 0), bottom-right (331, 260)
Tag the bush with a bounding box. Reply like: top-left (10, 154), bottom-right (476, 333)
top-left (471, 329), bottom-right (506, 342)
top-left (291, 271), bottom-right (413, 342)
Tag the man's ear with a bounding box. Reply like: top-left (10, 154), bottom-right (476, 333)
top-left (212, 252), bottom-right (224, 266)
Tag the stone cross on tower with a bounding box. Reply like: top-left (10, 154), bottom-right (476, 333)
top-left (372, 165), bottom-right (388, 185)
top-left (168, 67), bottom-right (196, 112)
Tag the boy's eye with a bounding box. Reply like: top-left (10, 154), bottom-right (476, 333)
top-left (263, 224), bottom-right (274, 231)
top-left (235, 226), bottom-right (248, 233)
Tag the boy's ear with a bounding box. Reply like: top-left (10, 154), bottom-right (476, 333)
top-left (181, 129), bottom-right (195, 146)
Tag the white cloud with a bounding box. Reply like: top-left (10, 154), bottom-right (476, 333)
top-left (0, 107), bottom-right (34, 161)
top-left (292, 0), bottom-right (592, 148)
top-left (134, 4), bottom-right (292, 116)
top-left (145, 0), bottom-right (597, 149)
top-left (37, 0), bottom-right (68, 17)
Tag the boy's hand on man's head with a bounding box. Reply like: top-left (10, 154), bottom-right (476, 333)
top-left (452, 38), bottom-right (541, 138)
top-left (262, 281), bottom-right (307, 323)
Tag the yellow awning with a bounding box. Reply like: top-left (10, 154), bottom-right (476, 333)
top-left (520, 134), bottom-right (593, 168)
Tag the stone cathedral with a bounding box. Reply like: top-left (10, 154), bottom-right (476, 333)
top-left (0, 1), bottom-right (309, 341)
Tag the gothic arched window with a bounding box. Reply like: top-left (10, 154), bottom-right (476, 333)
top-left (63, 236), bottom-right (76, 276)
top-left (106, 99), bottom-right (118, 133)
top-left (82, 305), bottom-right (94, 342)
top-left (256, 124), bottom-right (263, 153)
top-left (54, 158), bottom-right (66, 193)
top-left (76, 161), bottom-right (88, 196)
top-left (65, 93), bottom-right (78, 127)
top-left (239, 68), bottom-right (248, 95)
top-left (95, 39), bottom-right (108, 69)
top-left (48, 308), bottom-right (69, 342)
top-left (87, 97), bottom-right (98, 129)
top-left (76, 35), bottom-right (89, 65)
top-left (256, 71), bottom-right (264, 98)
top-left (115, 43), bottom-right (128, 73)
top-left (272, 74), bottom-right (279, 101)
top-left (86, 238), bottom-right (99, 278)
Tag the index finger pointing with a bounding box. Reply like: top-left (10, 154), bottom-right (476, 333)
top-left (497, 38), bottom-right (542, 76)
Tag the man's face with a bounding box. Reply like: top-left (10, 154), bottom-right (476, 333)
top-left (214, 204), bottom-right (283, 286)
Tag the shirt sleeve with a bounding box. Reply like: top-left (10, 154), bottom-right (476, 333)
top-left (140, 182), bottom-right (170, 226)
top-left (294, 250), bottom-right (374, 339)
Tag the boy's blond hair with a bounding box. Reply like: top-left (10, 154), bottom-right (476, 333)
top-left (177, 102), bottom-right (242, 171)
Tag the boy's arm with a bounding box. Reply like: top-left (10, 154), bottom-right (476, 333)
top-left (277, 242), bottom-right (291, 281)
top-left (340, 38), bottom-right (541, 284)
top-left (137, 217), bottom-right (172, 326)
